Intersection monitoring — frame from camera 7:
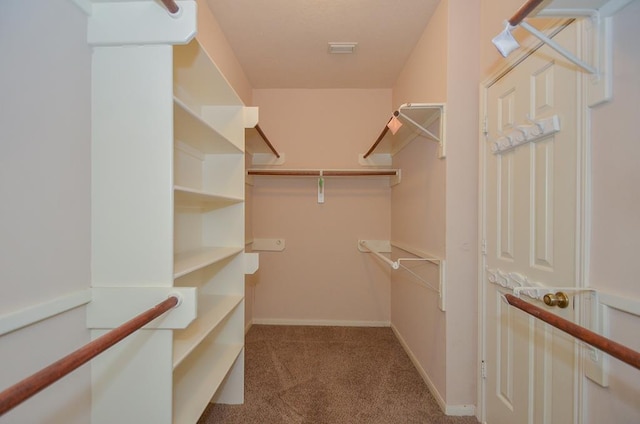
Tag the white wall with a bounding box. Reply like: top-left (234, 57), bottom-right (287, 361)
top-left (390, 0), bottom-right (480, 413)
top-left (0, 0), bottom-right (92, 422)
top-left (586, 1), bottom-right (640, 421)
top-left (250, 89), bottom-right (393, 325)
top-left (441, 0), bottom-right (480, 408)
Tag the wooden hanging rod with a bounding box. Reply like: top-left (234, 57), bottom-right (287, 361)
top-left (0, 296), bottom-right (179, 416)
top-left (508, 0), bottom-right (545, 26)
top-left (363, 112), bottom-right (398, 159)
top-left (254, 125), bottom-right (281, 158)
top-left (504, 294), bottom-right (640, 370)
top-left (247, 169), bottom-right (399, 177)
top-left (160, 0), bottom-right (180, 14)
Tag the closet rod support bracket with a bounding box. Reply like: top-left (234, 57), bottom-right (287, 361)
top-left (87, 287), bottom-right (197, 330)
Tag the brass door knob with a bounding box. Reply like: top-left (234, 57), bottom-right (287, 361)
top-left (543, 291), bottom-right (570, 308)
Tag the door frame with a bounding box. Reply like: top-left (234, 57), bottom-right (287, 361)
top-left (477, 18), bottom-right (592, 424)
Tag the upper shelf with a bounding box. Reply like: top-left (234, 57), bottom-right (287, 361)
top-left (360, 103), bottom-right (446, 165)
top-left (174, 99), bottom-right (243, 154)
top-left (174, 38), bottom-right (243, 110)
top-left (533, 0), bottom-right (635, 16)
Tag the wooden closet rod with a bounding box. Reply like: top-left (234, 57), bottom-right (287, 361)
top-left (504, 294), bottom-right (640, 370)
top-left (363, 112), bottom-right (399, 159)
top-left (323, 170), bottom-right (397, 176)
top-left (0, 296), bottom-right (179, 416)
top-left (255, 125), bottom-right (281, 158)
top-left (247, 169), bottom-right (398, 177)
top-left (508, 0), bottom-right (545, 26)
top-left (160, 0), bottom-right (180, 14)
top-left (248, 170), bottom-right (320, 176)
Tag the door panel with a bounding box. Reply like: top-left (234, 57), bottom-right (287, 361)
top-left (483, 21), bottom-right (582, 424)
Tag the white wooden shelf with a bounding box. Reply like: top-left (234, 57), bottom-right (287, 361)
top-left (173, 98), bottom-right (243, 154)
top-left (172, 294), bottom-right (243, 368)
top-left (173, 340), bottom-right (243, 424)
top-left (535, 0), bottom-right (634, 16)
top-left (174, 186), bottom-right (243, 209)
top-left (173, 247), bottom-right (243, 279)
top-left (173, 39), bottom-right (243, 108)
top-left (171, 31), bottom-right (246, 420)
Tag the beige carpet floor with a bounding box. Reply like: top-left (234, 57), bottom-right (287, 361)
top-left (198, 325), bottom-right (479, 424)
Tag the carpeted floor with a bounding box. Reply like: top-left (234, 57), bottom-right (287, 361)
top-left (198, 325), bottom-right (478, 424)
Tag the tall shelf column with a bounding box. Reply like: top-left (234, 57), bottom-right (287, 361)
top-left (87, 2), bottom-right (254, 423)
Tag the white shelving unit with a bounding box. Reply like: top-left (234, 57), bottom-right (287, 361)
top-left (87, 2), bottom-right (256, 422)
top-left (171, 36), bottom-right (254, 421)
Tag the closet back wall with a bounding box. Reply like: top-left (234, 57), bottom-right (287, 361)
top-left (251, 89), bottom-right (393, 325)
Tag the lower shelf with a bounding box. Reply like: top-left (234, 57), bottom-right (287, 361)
top-left (173, 339), bottom-right (243, 424)
top-left (174, 246), bottom-right (243, 278)
top-left (173, 294), bottom-right (243, 367)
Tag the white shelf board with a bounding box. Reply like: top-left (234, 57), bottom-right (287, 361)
top-left (173, 294), bottom-right (243, 368)
top-left (174, 98), bottom-right (243, 154)
top-left (173, 38), bottom-right (243, 107)
top-left (174, 186), bottom-right (243, 209)
top-left (173, 341), bottom-right (243, 424)
top-left (174, 247), bottom-right (243, 278)
top-left (535, 0), bottom-right (634, 16)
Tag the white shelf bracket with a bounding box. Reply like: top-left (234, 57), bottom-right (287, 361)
top-left (87, 287), bottom-right (197, 330)
top-left (493, 0), bottom-right (624, 107)
top-left (519, 20), bottom-right (597, 74)
top-left (360, 240), bottom-right (445, 311)
top-left (318, 172), bottom-right (325, 204)
top-left (251, 239), bottom-right (286, 252)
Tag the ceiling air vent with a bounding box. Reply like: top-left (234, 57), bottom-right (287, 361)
top-left (328, 42), bottom-right (358, 54)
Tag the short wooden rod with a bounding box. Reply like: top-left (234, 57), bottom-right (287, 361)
top-left (505, 294), bottom-right (640, 370)
top-left (0, 296), bottom-right (179, 416)
top-left (508, 0), bottom-right (545, 26)
top-left (248, 170), bottom-right (320, 176)
top-left (363, 111), bottom-right (399, 159)
top-left (255, 125), bottom-right (281, 158)
top-left (322, 170), bottom-right (397, 177)
top-left (160, 0), bottom-right (180, 14)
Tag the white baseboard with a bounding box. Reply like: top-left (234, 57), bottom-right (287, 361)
top-left (245, 319), bottom-right (253, 335)
top-left (445, 403), bottom-right (476, 416)
top-left (390, 323), bottom-right (476, 417)
top-left (251, 318), bottom-right (390, 327)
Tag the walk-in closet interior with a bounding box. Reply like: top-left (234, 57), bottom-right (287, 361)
top-left (1, 0), bottom-right (639, 423)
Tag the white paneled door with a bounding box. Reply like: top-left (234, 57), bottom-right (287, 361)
top-left (481, 21), bottom-right (585, 424)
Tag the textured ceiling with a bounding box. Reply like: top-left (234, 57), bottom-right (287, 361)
top-left (205, 0), bottom-right (441, 89)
